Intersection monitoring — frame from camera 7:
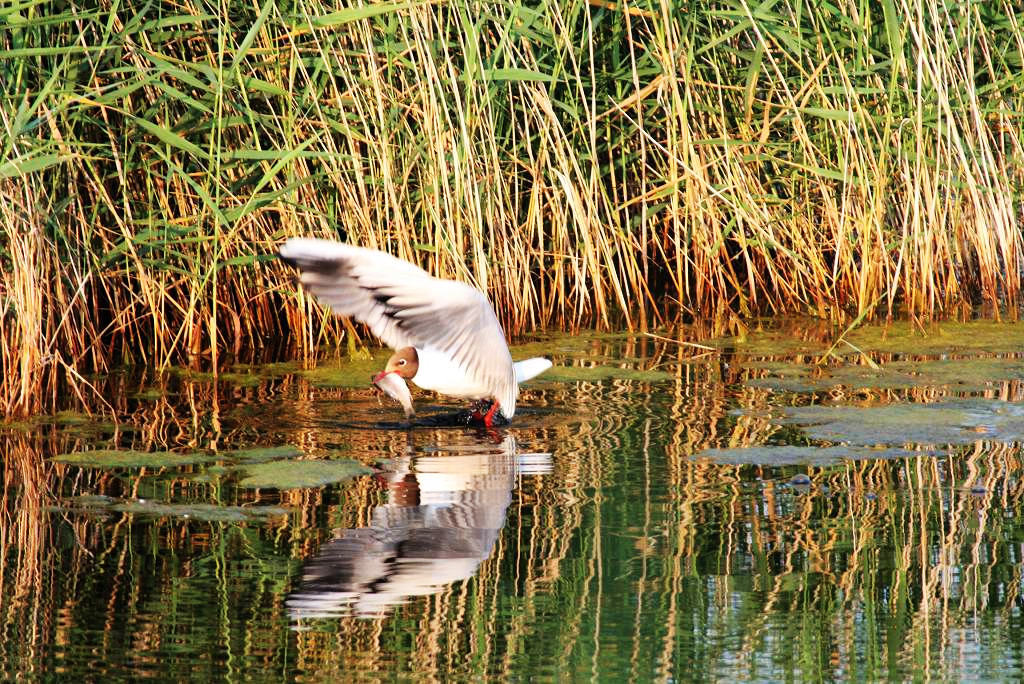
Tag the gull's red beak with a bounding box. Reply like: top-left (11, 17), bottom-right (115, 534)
top-left (372, 369), bottom-right (397, 383)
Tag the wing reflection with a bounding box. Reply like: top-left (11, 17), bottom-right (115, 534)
top-left (287, 435), bottom-right (551, 621)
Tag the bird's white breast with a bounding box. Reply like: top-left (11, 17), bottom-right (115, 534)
top-left (411, 347), bottom-right (491, 399)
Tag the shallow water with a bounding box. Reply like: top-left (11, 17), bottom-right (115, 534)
top-left (3, 320), bottom-right (1024, 680)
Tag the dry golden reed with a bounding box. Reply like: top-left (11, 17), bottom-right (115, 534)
top-left (2, 0), bottom-right (1023, 414)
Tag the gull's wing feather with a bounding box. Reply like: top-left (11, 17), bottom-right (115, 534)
top-left (279, 238), bottom-right (517, 416)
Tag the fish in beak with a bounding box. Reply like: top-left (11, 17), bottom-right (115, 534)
top-left (372, 370), bottom-right (415, 418)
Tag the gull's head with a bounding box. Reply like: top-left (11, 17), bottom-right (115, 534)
top-left (378, 347), bottom-right (419, 380)
top-left (371, 347), bottom-right (418, 419)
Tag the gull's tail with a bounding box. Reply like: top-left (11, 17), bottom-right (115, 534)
top-left (514, 358), bottom-right (553, 384)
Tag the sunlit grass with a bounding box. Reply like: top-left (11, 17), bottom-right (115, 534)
top-left (2, 0), bottom-right (1024, 414)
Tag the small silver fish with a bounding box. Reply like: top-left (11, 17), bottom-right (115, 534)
top-left (372, 371), bottom-right (415, 418)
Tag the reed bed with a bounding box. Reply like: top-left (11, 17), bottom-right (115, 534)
top-left (2, 0), bottom-right (1024, 415)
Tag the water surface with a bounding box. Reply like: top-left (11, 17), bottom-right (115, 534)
top-left (3, 320), bottom-right (1024, 680)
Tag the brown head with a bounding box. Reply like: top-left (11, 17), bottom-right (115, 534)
top-left (378, 346), bottom-right (419, 380)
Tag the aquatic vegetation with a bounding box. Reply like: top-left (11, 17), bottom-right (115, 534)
top-left (1, 412), bottom-right (128, 437)
top-left (540, 364), bottom-right (675, 383)
top-left (215, 372), bottom-right (263, 388)
top-left (236, 459), bottom-right (373, 489)
top-left (168, 367), bottom-right (260, 386)
top-left (705, 332), bottom-right (833, 357)
top-left (220, 445), bottom-right (303, 463)
top-left (245, 361), bottom-right (303, 377)
top-left (110, 501), bottom-right (289, 522)
top-left (780, 400), bottom-right (1024, 447)
top-left (697, 445), bottom-right (930, 466)
top-left (54, 497), bottom-right (290, 522)
top-left (131, 388), bottom-right (166, 400)
top-left (299, 356), bottom-right (389, 388)
top-left (53, 449), bottom-right (215, 468)
top-left (845, 321), bottom-right (1024, 355)
top-left (712, 320), bottom-right (1024, 359)
top-left (750, 357), bottom-right (1024, 394)
top-left (52, 411), bottom-right (91, 425)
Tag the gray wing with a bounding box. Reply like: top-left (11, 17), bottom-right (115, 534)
top-left (278, 238), bottom-right (517, 415)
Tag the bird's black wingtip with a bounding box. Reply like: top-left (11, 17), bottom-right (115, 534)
top-left (277, 251), bottom-right (299, 269)
top-left (276, 243), bottom-right (344, 275)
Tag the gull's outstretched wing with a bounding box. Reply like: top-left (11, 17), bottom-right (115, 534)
top-left (278, 238), bottom-right (517, 415)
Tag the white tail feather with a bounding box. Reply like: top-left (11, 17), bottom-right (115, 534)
top-left (514, 357), bottom-right (552, 384)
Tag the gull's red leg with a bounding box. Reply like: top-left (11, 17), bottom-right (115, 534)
top-left (483, 401), bottom-right (500, 427)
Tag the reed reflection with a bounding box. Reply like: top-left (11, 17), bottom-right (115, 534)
top-left (288, 434), bottom-right (551, 621)
top-left (6, 326), bottom-right (1024, 680)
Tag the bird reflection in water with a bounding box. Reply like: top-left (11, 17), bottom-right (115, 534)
top-left (287, 435), bottom-right (551, 622)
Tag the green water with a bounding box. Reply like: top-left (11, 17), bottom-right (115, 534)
top-left (3, 321), bottom-right (1024, 680)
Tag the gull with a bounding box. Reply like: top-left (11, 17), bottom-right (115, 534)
top-left (279, 238), bottom-right (552, 425)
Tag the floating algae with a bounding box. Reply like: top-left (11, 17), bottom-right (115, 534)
top-left (696, 445), bottom-right (930, 466)
top-left (220, 445), bottom-right (303, 462)
top-left (749, 357), bottom-right (1024, 394)
top-left (745, 360), bottom-right (814, 377)
top-left (540, 364), bottom-right (674, 383)
top-left (299, 355), bottom-right (390, 388)
top-left (168, 367), bottom-right (278, 387)
top-left (779, 399), bottom-right (1024, 446)
top-left (844, 320), bottom-right (1024, 355)
top-left (167, 367), bottom-right (217, 382)
top-left (507, 331), bottom-right (636, 361)
top-left (707, 319), bottom-right (1024, 359)
top-left (216, 372), bottom-right (263, 387)
top-left (0, 419), bottom-right (34, 432)
top-left (704, 329), bottom-right (832, 356)
top-left (112, 501), bottom-right (289, 522)
top-left (61, 494), bottom-right (118, 508)
top-left (59, 421), bottom-right (125, 437)
top-left (53, 449), bottom-right (215, 468)
top-left (237, 459), bottom-right (373, 489)
top-left (3, 411), bottom-right (123, 435)
top-left (53, 411), bottom-right (92, 425)
top-left (247, 360), bottom-right (303, 376)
